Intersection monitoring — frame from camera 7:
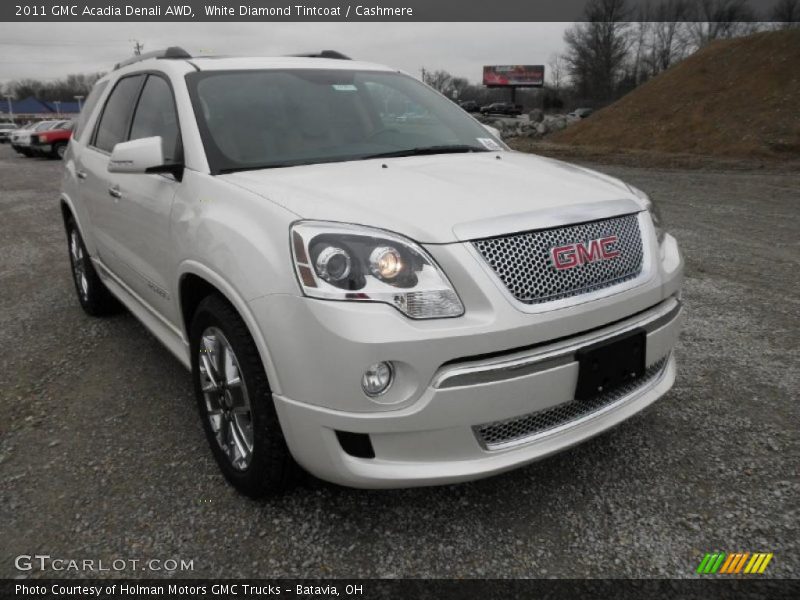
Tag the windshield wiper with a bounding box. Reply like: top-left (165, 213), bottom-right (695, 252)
top-left (361, 145), bottom-right (490, 160)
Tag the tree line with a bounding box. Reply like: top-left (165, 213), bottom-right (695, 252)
top-left (1, 72), bottom-right (105, 103)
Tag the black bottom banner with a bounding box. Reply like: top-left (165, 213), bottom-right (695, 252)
top-left (3, 579), bottom-right (800, 600)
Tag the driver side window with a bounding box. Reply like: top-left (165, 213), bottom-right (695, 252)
top-left (129, 75), bottom-right (181, 163)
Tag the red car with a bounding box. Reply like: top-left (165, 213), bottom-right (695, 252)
top-left (31, 121), bottom-right (74, 159)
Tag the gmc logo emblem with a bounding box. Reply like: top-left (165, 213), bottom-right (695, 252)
top-left (550, 236), bottom-right (620, 270)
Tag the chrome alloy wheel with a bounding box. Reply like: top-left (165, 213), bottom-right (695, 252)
top-left (198, 327), bottom-right (254, 471)
top-left (57, 144), bottom-right (67, 159)
top-left (69, 229), bottom-right (89, 301)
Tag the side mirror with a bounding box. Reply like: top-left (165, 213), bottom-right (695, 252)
top-left (108, 136), bottom-right (164, 173)
top-left (108, 136), bottom-right (183, 180)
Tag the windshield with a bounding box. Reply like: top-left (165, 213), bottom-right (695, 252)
top-left (187, 69), bottom-right (504, 173)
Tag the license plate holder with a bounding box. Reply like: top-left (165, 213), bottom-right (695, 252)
top-left (575, 329), bottom-right (646, 401)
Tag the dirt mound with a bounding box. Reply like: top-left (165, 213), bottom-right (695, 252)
top-left (551, 29), bottom-right (800, 159)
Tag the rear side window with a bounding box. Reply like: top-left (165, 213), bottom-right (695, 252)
top-left (129, 75), bottom-right (181, 162)
top-left (73, 82), bottom-right (107, 142)
top-left (93, 75), bottom-right (144, 152)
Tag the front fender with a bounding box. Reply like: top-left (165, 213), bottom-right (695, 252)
top-left (177, 260), bottom-right (285, 395)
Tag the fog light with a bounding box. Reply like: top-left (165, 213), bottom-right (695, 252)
top-left (361, 361), bottom-right (394, 397)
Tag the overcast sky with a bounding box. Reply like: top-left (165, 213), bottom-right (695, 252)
top-left (0, 22), bottom-right (569, 85)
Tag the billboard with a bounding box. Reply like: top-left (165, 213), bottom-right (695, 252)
top-left (483, 65), bottom-right (545, 87)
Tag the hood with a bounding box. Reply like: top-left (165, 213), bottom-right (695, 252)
top-left (223, 152), bottom-right (645, 244)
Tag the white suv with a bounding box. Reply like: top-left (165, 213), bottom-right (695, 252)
top-left (60, 48), bottom-right (683, 496)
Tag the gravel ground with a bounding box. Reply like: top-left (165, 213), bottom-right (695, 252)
top-left (0, 144), bottom-right (797, 579)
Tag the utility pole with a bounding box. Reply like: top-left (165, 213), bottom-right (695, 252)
top-left (420, 67), bottom-right (426, 84)
top-left (54, 100), bottom-right (61, 117)
top-left (4, 94), bottom-right (13, 123)
top-left (131, 39), bottom-right (144, 55)
top-left (74, 95), bottom-right (84, 112)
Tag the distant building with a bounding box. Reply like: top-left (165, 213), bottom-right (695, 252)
top-left (1, 96), bottom-right (81, 122)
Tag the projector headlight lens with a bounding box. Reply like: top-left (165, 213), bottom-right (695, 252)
top-left (290, 222), bottom-right (464, 319)
top-left (369, 246), bottom-right (404, 280)
top-left (315, 246), bottom-right (352, 283)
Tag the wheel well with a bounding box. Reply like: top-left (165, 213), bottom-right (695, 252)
top-left (179, 274), bottom-right (221, 336)
top-left (59, 200), bottom-right (73, 230)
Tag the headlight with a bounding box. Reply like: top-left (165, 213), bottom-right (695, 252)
top-left (290, 221), bottom-right (464, 319)
top-left (627, 184), bottom-right (665, 244)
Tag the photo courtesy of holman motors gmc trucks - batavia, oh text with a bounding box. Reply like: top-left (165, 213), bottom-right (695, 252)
top-left (58, 47), bottom-right (683, 497)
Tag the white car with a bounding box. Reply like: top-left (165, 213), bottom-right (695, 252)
top-left (0, 121), bottom-right (16, 143)
top-left (60, 48), bottom-right (684, 495)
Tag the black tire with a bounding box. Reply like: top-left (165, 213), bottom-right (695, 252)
top-left (53, 142), bottom-right (67, 160)
top-left (190, 294), bottom-right (297, 497)
top-left (65, 216), bottom-right (121, 316)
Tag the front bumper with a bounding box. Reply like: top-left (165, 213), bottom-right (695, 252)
top-left (272, 297), bottom-right (682, 488)
top-left (251, 227), bottom-right (683, 488)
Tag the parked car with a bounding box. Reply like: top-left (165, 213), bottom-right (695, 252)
top-left (31, 120), bottom-right (74, 159)
top-left (0, 121), bottom-right (16, 143)
top-left (11, 120), bottom-right (69, 156)
top-left (458, 100), bottom-right (479, 113)
top-left (568, 107), bottom-right (594, 119)
top-left (479, 102), bottom-right (522, 116)
top-left (60, 48), bottom-right (683, 496)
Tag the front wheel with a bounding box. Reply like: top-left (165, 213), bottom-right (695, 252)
top-left (53, 142), bottom-right (67, 159)
top-left (190, 295), bottom-right (297, 497)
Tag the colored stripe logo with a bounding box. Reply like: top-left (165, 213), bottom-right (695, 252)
top-left (696, 552), bottom-right (773, 574)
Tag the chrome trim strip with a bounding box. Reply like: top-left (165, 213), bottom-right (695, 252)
top-left (434, 297), bottom-right (681, 389)
top-left (477, 354), bottom-right (672, 451)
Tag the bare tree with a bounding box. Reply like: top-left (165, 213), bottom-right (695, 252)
top-left (422, 69), bottom-right (453, 94)
top-left (563, 0), bottom-right (631, 102)
top-left (547, 53), bottom-right (567, 91)
top-left (771, 0), bottom-right (800, 28)
top-left (647, 0), bottom-right (693, 74)
top-left (688, 0), bottom-right (761, 46)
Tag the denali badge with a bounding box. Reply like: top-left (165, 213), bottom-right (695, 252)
top-left (550, 236), bottom-right (620, 270)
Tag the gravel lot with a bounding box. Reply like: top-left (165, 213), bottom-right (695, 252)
top-left (0, 144), bottom-right (797, 579)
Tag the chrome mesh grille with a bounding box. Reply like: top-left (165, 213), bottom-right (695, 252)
top-left (475, 357), bottom-right (668, 450)
top-left (473, 214), bottom-right (644, 304)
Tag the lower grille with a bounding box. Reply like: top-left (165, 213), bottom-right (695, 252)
top-left (474, 356), bottom-right (669, 450)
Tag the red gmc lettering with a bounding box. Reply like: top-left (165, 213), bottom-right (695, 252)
top-left (551, 236), bottom-right (620, 270)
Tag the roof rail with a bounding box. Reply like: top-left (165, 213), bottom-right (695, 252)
top-left (289, 50), bottom-right (351, 60)
top-left (114, 47), bottom-right (192, 70)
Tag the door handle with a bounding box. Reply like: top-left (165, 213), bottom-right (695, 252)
top-left (76, 170), bottom-right (87, 180)
top-left (108, 186), bottom-right (122, 199)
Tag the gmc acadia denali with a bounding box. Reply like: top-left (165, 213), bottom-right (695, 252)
top-left (59, 48), bottom-right (683, 496)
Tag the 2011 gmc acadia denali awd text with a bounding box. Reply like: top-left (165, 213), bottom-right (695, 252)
top-left (59, 48), bottom-right (683, 496)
